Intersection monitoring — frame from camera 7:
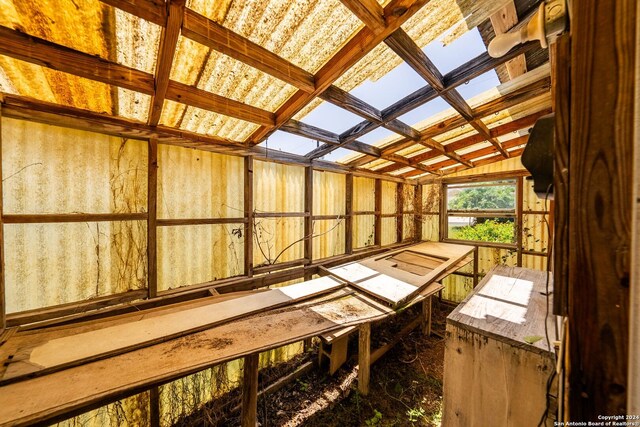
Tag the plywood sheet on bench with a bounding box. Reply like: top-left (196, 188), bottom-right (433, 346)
top-left (0, 277), bottom-right (345, 384)
top-left (331, 241), bottom-right (473, 306)
top-left (0, 288), bottom-right (394, 426)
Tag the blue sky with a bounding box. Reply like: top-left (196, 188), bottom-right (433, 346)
top-left (259, 28), bottom-right (500, 161)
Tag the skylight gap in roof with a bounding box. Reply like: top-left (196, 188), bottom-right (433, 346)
top-left (396, 97), bottom-right (451, 128)
top-left (257, 131), bottom-right (322, 156)
top-left (322, 147), bottom-right (358, 162)
top-left (356, 127), bottom-right (403, 146)
top-left (298, 100), bottom-right (365, 134)
top-left (423, 27), bottom-right (488, 75)
top-left (346, 54), bottom-right (428, 109)
top-left (455, 70), bottom-right (501, 100)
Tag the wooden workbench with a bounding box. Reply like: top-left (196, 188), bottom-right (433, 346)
top-left (0, 241), bottom-right (474, 426)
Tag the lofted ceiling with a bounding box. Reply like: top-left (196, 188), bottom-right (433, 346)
top-left (0, 0), bottom-right (550, 181)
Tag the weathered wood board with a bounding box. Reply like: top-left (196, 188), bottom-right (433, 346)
top-left (443, 265), bottom-right (557, 426)
top-left (330, 241), bottom-right (473, 306)
top-left (0, 277), bottom-right (345, 384)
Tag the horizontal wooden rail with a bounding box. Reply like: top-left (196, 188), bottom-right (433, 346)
top-left (252, 258), bottom-right (309, 274)
top-left (2, 213), bottom-right (148, 224)
top-left (254, 212), bottom-right (309, 218)
top-left (156, 218), bottom-right (247, 226)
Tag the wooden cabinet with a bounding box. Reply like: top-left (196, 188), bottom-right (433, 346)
top-left (443, 265), bottom-right (556, 427)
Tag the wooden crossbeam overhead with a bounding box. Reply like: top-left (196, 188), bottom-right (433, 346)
top-left (374, 109), bottom-right (547, 175)
top-left (247, 0), bottom-right (431, 144)
top-left (314, 42), bottom-right (538, 158)
top-left (351, 75), bottom-right (550, 165)
top-left (148, 0), bottom-right (186, 126)
top-left (0, 26), bottom-right (155, 94)
top-left (100, 0), bottom-right (167, 27)
top-left (385, 28), bottom-right (509, 158)
top-left (339, 0), bottom-right (386, 32)
top-left (181, 10), bottom-right (316, 93)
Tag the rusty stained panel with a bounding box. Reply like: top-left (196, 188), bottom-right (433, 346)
top-left (354, 215), bottom-right (375, 249)
top-left (157, 144), bottom-right (244, 219)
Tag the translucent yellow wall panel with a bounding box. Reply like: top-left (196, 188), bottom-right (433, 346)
top-left (381, 217), bottom-right (396, 246)
top-left (55, 391), bottom-right (150, 427)
top-left (421, 214), bottom-right (439, 241)
top-left (312, 219), bottom-right (345, 260)
top-left (253, 160), bottom-right (304, 213)
top-left (157, 224), bottom-right (244, 291)
top-left (381, 180), bottom-right (396, 214)
top-left (522, 214), bottom-right (550, 254)
top-left (313, 171), bottom-right (345, 216)
top-left (353, 177), bottom-right (375, 211)
top-left (157, 145), bottom-right (244, 219)
top-left (353, 215), bottom-right (375, 249)
top-left (5, 221), bottom-right (147, 312)
top-left (522, 254), bottom-right (548, 271)
top-left (2, 118), bottom-right (147, 214)
top-left (403, 214), bottom-right (414, 240)
top-left (253, 217), bottom-right (304, 267)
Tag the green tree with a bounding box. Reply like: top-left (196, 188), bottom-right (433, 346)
top-left (453, 220), bottom-right (514, 243)
top-left (449, 185), bottom-right (515, 210)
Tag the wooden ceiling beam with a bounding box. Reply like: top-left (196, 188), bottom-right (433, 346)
top-left (0, 26), bottom-right (155, 94)
top-left (384, 28), bottom-right (509, 158)
top-left (0, 93), bottom-right (417, 183)
top-left (375, 108), bottom-right (549, 174)
top-left (247, 0), bottom-right (431, 144)
top-left (339, 0), bottom-right (386, 32)
top-left (328, 41), bottom-right (538, 155)
top-left (165, 81), bottom-right (275, 126)
top-left (99, 0), bottom-right (166, 27)
top-left (148, 0), bottom-right (186, 126)
top-left (181, 10), bottom-right (316, 93)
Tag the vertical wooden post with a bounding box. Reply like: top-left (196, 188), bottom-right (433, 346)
top-left (568, 0), bottom-right (635, 418)
top-left (345, 173), bottom-right (353, 254)
top-left (149, 386), bottom-right (160, 427)
top-left (421, 297), bottom-right (432, 336)
top-left (147, 139), bottom-right (158, 299)
top-left (628, 11), bottom-right (640, 414)
top-left (374, 179), bottom-right (382, 247)
top-left (414, 184), bottom-right (423, 242)
top-left (551, 34), bottom-right (571, 316)
top-left (241, 353), bottom-right (259, 427)
top-left (473, 245), bottom-right (479, 288)
top-left (516, 176), bottom-right (523, 267)
top-left (304, 166), bottom-right (313, 280)
top-left (358, 322), bottom-right (371, 395)
top-left (245, 156), bottom-right (254, 278)
top-left (0, 106), bottom-right (5, 333)
top-left (439, 182), bottom-right (447, 241)
top-left (396, 183), bottom-right (403, 243)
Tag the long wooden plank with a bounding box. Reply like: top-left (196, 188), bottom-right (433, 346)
top-left (182, 9), bottom-right (315, 93)
top-left (0, 278), bottom-right (346, 384)
top-left (0, 107), bottom-right (4, 334)
top-left (147, 139), bottom-right (158, 298)
top-left (0, 287), bottom-right (394, 426)
top-left (100, 0), bottom-right (166, 27)
top-left (0, 26), bottom-right (155, 94)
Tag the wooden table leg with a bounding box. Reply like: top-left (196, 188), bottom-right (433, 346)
top-left (422, 296), bottom-right (432, 336)
top-left (329, 334), bottom-right (349, 375)
top-left (358, 322), bottom-right (371, 395)
top-left (241, 353), bottom-right (259, 427)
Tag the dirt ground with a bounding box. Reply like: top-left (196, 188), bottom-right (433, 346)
top-left (177, 301), bottom-right (453, 427)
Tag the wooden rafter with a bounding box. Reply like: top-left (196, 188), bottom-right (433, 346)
top-left (0, 26), bottom-right (155, 94)
top-left (148, 0), bottom-right (186, 126)
top-left (339, 0), bottom-right (386, 32)
top-left (100, 0), bottom-right (166, 27)
top-left (247, 0), bottom-right (431, 143)
top-left (182, 10), bottom-right (316, 93)
top-left (385, 28), bottom-right (509, 157)
top-left (314, 42), bottom-right (538, 158)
